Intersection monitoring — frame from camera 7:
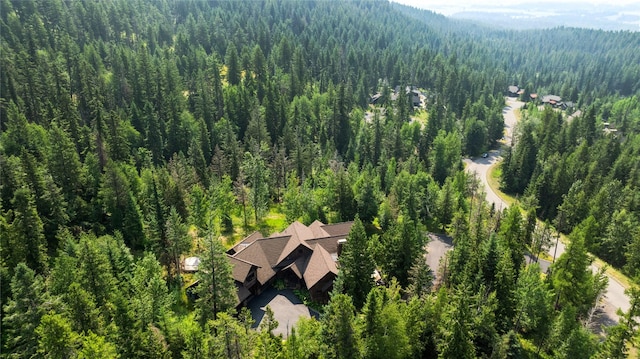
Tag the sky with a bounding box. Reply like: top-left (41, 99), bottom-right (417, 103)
top-left (392, 0), bottom-right (640, 8)
top-left (389, 0), bottom-right (640, 31)
top-left (391, 0), bottom-right (639, 16)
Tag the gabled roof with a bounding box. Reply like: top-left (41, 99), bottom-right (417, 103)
top-left (309, 220), bottom-right (330, 238)
top-left (303, 245), bottom-right (338, 290)
top-left (321, 221), bottom-right (353, 237)
top-left (282, 256), bottom-right (308, 280)
top-left (542, 94), bottom-right (562, 103)
top-left (227, 256), bottom-right (260, 283)
top-left (275, 222), bottom-right (313, 264)
top-left (279, 221), bottom-right (316, 242)
top-left (233, 238), bottom-right (284, 285)
top-left (229, 220), bottom-right (353, 297)
top-left (229, 231), bottom-right (264, 253)
top-left (306, 234), bottom-right (348, 257)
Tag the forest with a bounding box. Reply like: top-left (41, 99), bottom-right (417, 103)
top-left (1, 0), bottom-right (639, 357)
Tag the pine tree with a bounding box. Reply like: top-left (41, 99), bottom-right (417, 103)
top-left (594, 287), bottom-right (640, 359)
top-left (242, 151), bottom-right (270, 224)
top-left (321, 294), bottom-right (360, 359)
top-left (355, 169), bottom-right (379, 223)
top-left (76, 234), bottom-right (118, 309)
top-left (550, 226), bottom-right (595, 314)
top-left (99, 161), bottom-right (145, 249)
top-left (36, 312), bottom-right (79, 358)
top-left (359, 283), bottom-right (410, 359)
top-left (6, 187), bottom-right (48, 273)
top-left (2, 263), bottom-right (55, 357)
top-left (130, 254), bottom-right (171, 327)
top-left (195, 231), bottom-right (236, 325)
top-left (163, 206), bottom-right (191, 283)
top-left (437, 284), bottom-right (476, 359)
top-left (338, 216), bottom-right (374, 309)
top-left (225, 43), bottom-right (241, 86)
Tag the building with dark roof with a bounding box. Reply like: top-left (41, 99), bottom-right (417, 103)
top-left (227, 220), bottom-right (353, 305)
top-left (541, 94), bottom-right (563, 107)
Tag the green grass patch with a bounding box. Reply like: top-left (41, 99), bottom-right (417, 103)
top-left (411, 110), bottom-right (428, 127)
top-left (225, 205), bottom-right (288, 248)
top-left (260, 206), bottom-right (288, 233)
top-left (487, 162), bottom-right (517, 206)
top-left (593, 257), bottom-right (632, 289)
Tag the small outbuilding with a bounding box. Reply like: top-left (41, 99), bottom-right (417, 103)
top-left (182, 257), bottom-right (201, 272)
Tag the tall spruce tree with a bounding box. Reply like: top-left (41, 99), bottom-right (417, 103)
top-left (195, 230), bottom-right (236, 325)
top-left (338, 216), bottom-right (374, 309)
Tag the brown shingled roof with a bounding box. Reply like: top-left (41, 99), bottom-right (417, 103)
top-left (303, 245), bottom-right (338, 290)
top-left (282, 256), bottom-right (308, 279)
top-left (321, 221), bottom-right (354, 237)
top-left (309, 220), bottom-right (330, 237)
top-left (306, 234), bottom-right (347, 257)
top-left (228, 220), bottom-right (354, 303)
top-left (227, 256), bottom-right (260, 283)
top-left (276, 222), bottom-right (313, 264)
top-left (230, 231), bottom-right (264, 253)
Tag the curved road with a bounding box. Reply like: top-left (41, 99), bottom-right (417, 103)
top-left (464, 97), bottom-right (630, 322)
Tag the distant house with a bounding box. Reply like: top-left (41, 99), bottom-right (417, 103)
top-left (603, 122), bottom-right (620, 137)
top-left (541, 94), bottom-right (563, 107)
top-left (226, 220), bottom-right (353, 305)
top-left (391, 86), bottom-right (422, 107)
top-left (370, 92), bottom-right (383, 105)
top-left (508, 85), bottom-right (519, 97)
top-left (409, 89), bottom-right (421, 107)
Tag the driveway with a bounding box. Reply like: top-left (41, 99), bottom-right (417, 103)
top-left (247, 288), bottom-right (318, 338)
top-left (426, 233), bottom-right (453, 281)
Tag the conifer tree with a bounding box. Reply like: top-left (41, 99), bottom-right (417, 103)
top-left (2, 263), bottom-right (54, 357)
top-left (322, 294), bottom-right (360, 359)
top-left (6, 187), bottom-right (48, 273)
top-left (195, 230), bottom-right (236, 325)
top-left (36, 312), bottom-right (78, 358)
top-left (338, 216), bottom-right (374, 309)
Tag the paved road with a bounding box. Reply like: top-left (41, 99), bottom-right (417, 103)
top-left (464, 97), bottom-right (522, 210)
top-left (462, 97), bottom-right (630, 322)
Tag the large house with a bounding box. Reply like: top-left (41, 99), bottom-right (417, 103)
top-left (226, 220), bottom-right (353, 306)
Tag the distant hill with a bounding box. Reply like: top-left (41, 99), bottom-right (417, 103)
top-left (404, 1), bottom-right (640, 31)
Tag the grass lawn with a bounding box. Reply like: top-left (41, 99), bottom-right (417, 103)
top-left (411, 109), bottom-right (428, 127)
top-left (224, 205), bottom-right (288, 248)
top-left (487, 162), bottom-right (516, 207)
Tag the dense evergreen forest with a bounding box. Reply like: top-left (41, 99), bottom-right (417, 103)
top-left (1, 0), bottom-right (639, 357)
